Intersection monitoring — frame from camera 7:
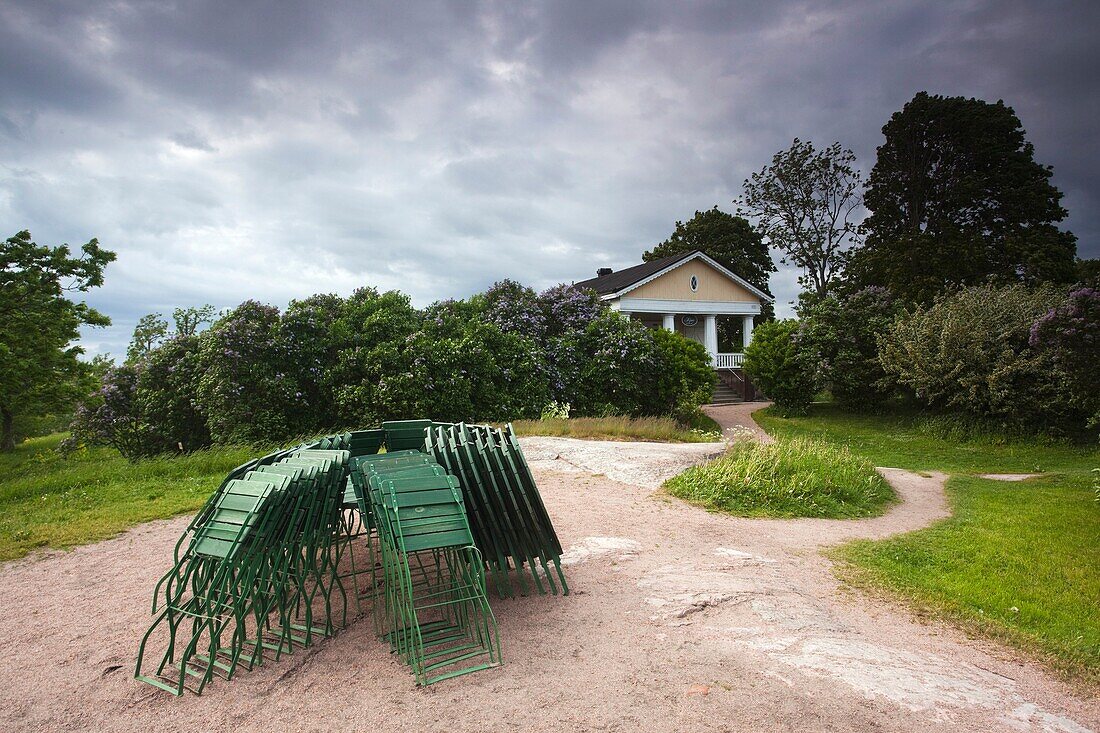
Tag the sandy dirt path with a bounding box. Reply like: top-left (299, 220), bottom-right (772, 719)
top-left (0, 424), bottom-right (1095, 732)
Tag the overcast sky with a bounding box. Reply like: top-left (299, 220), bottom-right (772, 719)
top-left (3, 1), bottom-right (1097, 358)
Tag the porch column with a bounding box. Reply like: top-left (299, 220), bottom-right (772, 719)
top-left (662, 313), bottom-right (676, 331)
top-left (742, 315), bottom-right (755, 349)
top-left (703, 314), bottom-right (718, 365)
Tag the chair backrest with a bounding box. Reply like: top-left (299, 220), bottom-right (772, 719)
top-left (376, 474), bottom-right (473, 553)
top-left (191, 478), bottom-right (276, 560)
top-left (382, 419), bottom-right (432, 452)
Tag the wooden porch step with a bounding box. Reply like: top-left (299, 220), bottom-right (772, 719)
top-left (709, 381), bottom-right (743, 405)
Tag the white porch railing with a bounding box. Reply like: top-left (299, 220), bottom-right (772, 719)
top-left (714, 352), bottom-right (744, 369)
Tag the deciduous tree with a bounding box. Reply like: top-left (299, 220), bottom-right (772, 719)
top-left (126, 313), bottom-right (170, 363)
top-left (850, 92), bottom-right (1077, 302)
top-left (0, 230), bottom-right (115, 451)
top-left (644, 207), bottom-right (776, 316)
top-left (738, 140), bottom-right (862, 298)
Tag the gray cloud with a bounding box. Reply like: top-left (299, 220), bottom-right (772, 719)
top-left (1, 0), bottom-right (1096, 358)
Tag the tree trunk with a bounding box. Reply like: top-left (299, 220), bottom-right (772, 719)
top-left (1, 406), bottom-right (15, 452)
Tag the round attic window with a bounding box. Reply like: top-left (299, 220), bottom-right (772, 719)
top-left (690, 275), bottom-right (699, 291)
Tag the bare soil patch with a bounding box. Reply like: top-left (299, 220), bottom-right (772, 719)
top-left (0, 434), bottom-right (1095, 732)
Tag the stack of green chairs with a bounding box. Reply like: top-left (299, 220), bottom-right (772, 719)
top-left (348, 450), bottom-right (501, 685)
top-left (336, 430), bottom-right (385, 611)
top-left (135, 445), bottom-right (352, 695)
top-left (136, 420), bottom-right (562, 695)
top-left (426, 422), bottom-right (568, 598)
top-left (136, 475), bottom-right (283, 695)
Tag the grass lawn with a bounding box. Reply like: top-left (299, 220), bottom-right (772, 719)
top-left (511, 413), bottom-right (722, 443)
top-left (665, 437), bottom-right (895, 518)
top-left (755, 403), bottom-right (1095, 474)
top-left (0, 434), bottom-right (254, 562)
top-left (757, 403), bottom-right (1100, 685)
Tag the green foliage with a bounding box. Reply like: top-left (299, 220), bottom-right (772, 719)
top-left (878, 283), bottom-right (1093, 437)
top-left (281, 293), bottom-right (345, 432)
top-left (65, 364), bottom-right (161, 459)
top-left (742, 319), bottom-right (818, 416)
top-left (329, 288), bottom-right (422, 427)
top-left (572, 310), bottom-right (661, 416)
top-left (0, 230), bottom-right (115, 451)
top-left (798, 286), bottom-right (901, 409)
top-left (1028, 287), bottom-right (1100, 430)
top-left (852, 92), bottom-right (1077, 302)
top-left (172, 304), bottom-right (216, 337)
top-left (651, 328), bottom-right (716, 419)
top-left (138, 335), bottom-right (209, 452)
top-left (643, 206), bottom-right (775, 319)
top-left (1075, 258), bottom-right (1100, 287)
top-left (738, 139), bottom-right (862, 298)
top-left (665, 437), bottom-right (894, 518)
top-left (540, 400), bottom-right (571, 420)
top-left (408, 318), bottom-right (550, 422)
top-left (194, 300), bottom-right (301, 444)
top-left (69, 281), bottom-right (714, 457)
top-left (126, 313), bottom-right (170, 363)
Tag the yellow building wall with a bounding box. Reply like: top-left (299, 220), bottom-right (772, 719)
top-left (628, 259), bottom-right (759, 302)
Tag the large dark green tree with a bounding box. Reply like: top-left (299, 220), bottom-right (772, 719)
top-left (0, 230), bottom-right (115, 450)
top-left (850, 92), bottom-right (1077, 302)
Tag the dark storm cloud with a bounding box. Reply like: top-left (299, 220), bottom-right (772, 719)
top-left (1, 0), bottom-right (1096, 358)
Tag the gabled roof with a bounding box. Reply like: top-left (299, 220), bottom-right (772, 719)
top-left (573, 251), bottom-right (691, 295)
top-left (573, 250), bottom-right (774, 302)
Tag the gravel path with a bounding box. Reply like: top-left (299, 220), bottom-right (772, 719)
top-left (0, 418), bottom-right (1094, 732)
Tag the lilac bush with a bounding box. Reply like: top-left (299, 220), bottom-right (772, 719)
top-left (195, 300), bottom-right (302, 444)
top-left (65, 364), bottom-right (162, 460)
top-left (138, 334), bottom-right (210, 451)
top-left (539, 284), bottom-right (603, 337)
top-left (71, 280), bottom-right (715, 458)
top-left (480, 279), bottom-right (546, 340)
top-left (1029, 287), bottom-right (1100, 430)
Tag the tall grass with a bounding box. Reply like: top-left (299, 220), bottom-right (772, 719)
top-left (0, 434), bottom-right (254, 561)
top-left (511, 414), bottom-right (721, 443)
top-left (755, 403), bottom-right (1097, 474)
top-left (665, 437), bottom-right (895, 518)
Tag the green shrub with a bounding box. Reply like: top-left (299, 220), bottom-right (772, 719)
top-left (136, 334), bottom-right (209, 452)
top-left (69, 283), bottom-right (718, 456)
top-left (651, 328), bottom-right (715, 420)
top-left (571, 311), bottom-right (661, 416)
top-left (1028, 287), bottom-right (1100, 430)
top-left (742, 319), bottom-right (818, 416)
top-left (65, 364), bottom-right (164, 460)
top-left (665, 437), bottom-right (894, 518)
top-left (878, 284), bottom-right (1092, 437)
top-left (799, 286), bottom-right (901, 409)
top-left (328, 288), bottom-right (422, 427)
top-left (194, 301), bottom-right (301, 445)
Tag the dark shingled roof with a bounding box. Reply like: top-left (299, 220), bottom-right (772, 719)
top-left (573, 250), bottom-right (696, 295)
